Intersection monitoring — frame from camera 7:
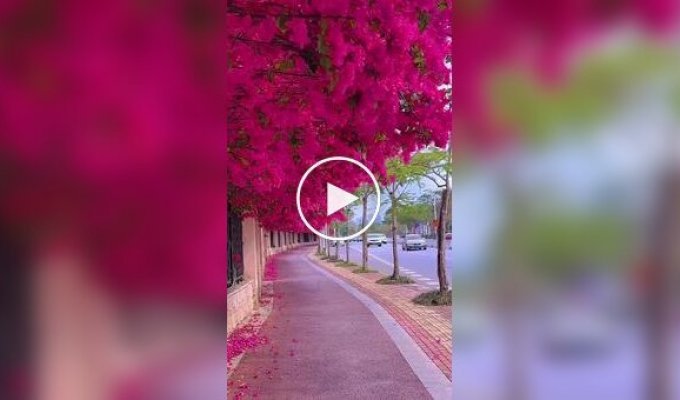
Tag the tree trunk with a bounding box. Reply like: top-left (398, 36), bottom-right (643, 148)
top-left (324, 229), bottom-right (330, 257)
top-left (436, 186), bottom-right (450, 294)
top-left (361, 194), bottom-right (368, 270)
top-left (345, 222), bottom-right (351, 263)
top-left (390, 192), bottom-right (400, 279)
top-left (334, 232), bottom-right (339, 260)
top-left (497, 165), bottom-right (527, 400)
top-left (644, 168), bottom-right (680, 400)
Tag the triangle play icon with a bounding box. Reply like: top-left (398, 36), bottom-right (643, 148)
top-left (326, 183), bottom-right (359, 216)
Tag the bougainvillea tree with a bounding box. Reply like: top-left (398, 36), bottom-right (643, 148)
top-left (227, 0), bottom-right (452, 231)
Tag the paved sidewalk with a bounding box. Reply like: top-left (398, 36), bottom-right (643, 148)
top-left (310, 252), bottom-right (453, 379)
top-left (227, 247), bottom-right (434, 400)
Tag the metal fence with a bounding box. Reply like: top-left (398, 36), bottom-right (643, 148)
top-left (227, 209), bottom-right (244, 288)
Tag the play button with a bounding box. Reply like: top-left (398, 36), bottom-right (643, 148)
top-left (326, 183), bottom-right (359, 216)
top-left (296, 156), bottom-right (381, 241)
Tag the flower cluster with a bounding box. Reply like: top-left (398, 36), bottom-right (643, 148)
top-left (227, 0), bottom-right (453, 231)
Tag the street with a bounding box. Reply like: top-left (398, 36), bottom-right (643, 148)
top-left (341, 240), bottom-right (453, 290)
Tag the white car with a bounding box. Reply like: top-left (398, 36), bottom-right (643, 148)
top-left (366, 233), bottom-right (383, 247)
top-left (402, 233), bottom-right (427, 251)
top-left (540, 305), bottom-right (616, 359)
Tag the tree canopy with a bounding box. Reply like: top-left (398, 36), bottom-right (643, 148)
top-left (227, 0), bottom-right (452, 231)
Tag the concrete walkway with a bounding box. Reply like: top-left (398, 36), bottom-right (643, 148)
top-left (311, 252), bottom-right (452, 379)
top-left (227, 247), bottom-right (437, 400)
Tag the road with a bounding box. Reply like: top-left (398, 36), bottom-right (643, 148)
top-left (339, 240), bottom-right (453, 290)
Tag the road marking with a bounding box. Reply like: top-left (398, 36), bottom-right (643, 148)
top-left (349, 246), bottom-right (394, 267)
top-left (349, 245), bottom-right (443, 287)
top-left (349, 244), bottom-right (430, 267)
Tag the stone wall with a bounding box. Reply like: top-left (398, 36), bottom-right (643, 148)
top-left (227, 279), bottom-right (254, 335)
top-left (228, 222), bottom-right (317, 336)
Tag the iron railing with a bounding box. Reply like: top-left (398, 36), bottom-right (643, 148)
top-left (227, 209), bottom-right (244, 288)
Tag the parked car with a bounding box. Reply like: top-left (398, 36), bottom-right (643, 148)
top-left (375, 233), bottom-right (387, 244)
top-left (402, 233), bottom-right (427, 251)
top-left (540, 304), bottom-right (616, 359)
top-left (366, 233), bottom-right (383, 247)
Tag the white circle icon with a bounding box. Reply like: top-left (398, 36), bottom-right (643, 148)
top-left (296, 156), bottom-right (381, 241)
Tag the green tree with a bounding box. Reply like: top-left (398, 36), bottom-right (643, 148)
top-left (354, 184), bottom-right (374, 272)
top-left (408, 148), bottom-right (453, 295)
top-left (344, 206), bottom-right (354, 263)
top-left (382, 157), bottom-right (421, 280)
top-left (384, 202), bottom-right (432, 232)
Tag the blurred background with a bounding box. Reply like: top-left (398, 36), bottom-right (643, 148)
top-left (0, 1), bottom-right (225, 400)
top-left (3, 0), bottom-right (680, 399)
top-left (453, 1), bottom-right (680, 399)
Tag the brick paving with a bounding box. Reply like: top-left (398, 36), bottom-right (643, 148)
top-left (308, 251), bottom-right (452, 380)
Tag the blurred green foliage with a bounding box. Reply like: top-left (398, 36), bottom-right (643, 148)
top-left (384, 202), bottom-right (432, 230)
top-left (502, 209), bottom-right (634, 280)
top-left (490, 43), bottom-right (680, 144)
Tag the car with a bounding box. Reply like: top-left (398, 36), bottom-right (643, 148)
top-left (366, 233), bottom-right (383, 247)
top-left (402, 233), bottom-right (427, 251)
top-left (540, 304), bottom-right (616, 359)
top-left (374, 233), bottom-right (388, 244)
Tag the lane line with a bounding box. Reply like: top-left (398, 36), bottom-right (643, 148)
top-left (349, 246), bottom-right (396, 267)
top-left (348, 245), bottom-right (445, 286)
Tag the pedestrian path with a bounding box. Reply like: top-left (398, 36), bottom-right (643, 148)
top-left (312, 253), bottom-right (452, 380)
top-left (227, 247), bottom-right (436, 400)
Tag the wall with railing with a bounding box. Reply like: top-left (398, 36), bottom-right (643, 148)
top-left (227, 214), bottom-right (317, 334)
